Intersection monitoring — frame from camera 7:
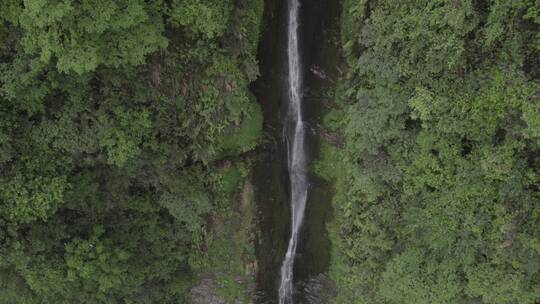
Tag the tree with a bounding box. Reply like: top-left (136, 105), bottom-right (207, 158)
top-left (18, 0), bottom-right (168, 74)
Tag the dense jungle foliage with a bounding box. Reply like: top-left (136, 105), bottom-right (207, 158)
top-left (2, 0), bottom-right (540, 303)
top-left (0, 0), bottom-right (263, 303)
top-left (324, 0), bottom-right (540, 303)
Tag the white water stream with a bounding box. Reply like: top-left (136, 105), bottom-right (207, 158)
top-left (278, 0), bottom-right (307, 303)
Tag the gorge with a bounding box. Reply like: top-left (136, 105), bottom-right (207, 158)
top-left (1, 1), bottom-right (538, 303)
top-left (253, 0), bottom-right (341, 303)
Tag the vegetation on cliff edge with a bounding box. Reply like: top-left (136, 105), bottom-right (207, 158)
top-left (327, 1), bottom-right (540, 303)
top-left (0, 0), bottom-right (263, 303)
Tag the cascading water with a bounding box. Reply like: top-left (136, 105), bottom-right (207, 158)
top-left (278, 0), bottom-right (307, 303)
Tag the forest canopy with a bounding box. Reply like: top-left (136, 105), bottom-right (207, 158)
top-left (1, 0), bottom-right (540, 303)
top-left (0, 0), bottom-right (263, 302)
top-left (326, 1), bottom-right (540, 304)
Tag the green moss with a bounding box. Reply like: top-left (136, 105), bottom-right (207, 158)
top-left (218, 164), bottom-right (247, 195)
top-left (220, 167), bottom-right (243, 194)
top-left (189, 215), bottom-right (255, 302)
top-left (216, 96), bottom-right (263, 157)
top-left (235, 0), bottom-right (264, 55)
top-left (322, 109), bottom-right (344, 132)
top-left (189, 171), bottom-right (257, 303)
top-left (164, 272), bottom-right (192, 300)
top-left (312, 142), bottom-right (343, 182)
top-left (189, 233), bottom-right (247, 302)
top-left (216, 274), bottom-right (246, 302)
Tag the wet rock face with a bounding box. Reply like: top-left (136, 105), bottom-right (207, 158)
top-left (190, 178), bottom-right (259, 304)
top-left (190, 278), bottom-right (226, 304)
top-left (297, 274), bottom-right (336, 304)
top-left (252, 289), bottom-right (274, 304)
top-left (251, 273), bottom-right (336, 304)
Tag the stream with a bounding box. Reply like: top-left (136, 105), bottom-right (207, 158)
top-left (278, 0), bottom-right (308, 302)
top-left (252, 0), bottom-right (341, 303)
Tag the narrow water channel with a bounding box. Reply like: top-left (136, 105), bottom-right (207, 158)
top-left (252, 0), bottom-right (341, 303)
top-left (278, 0), bottom-right (308, 302)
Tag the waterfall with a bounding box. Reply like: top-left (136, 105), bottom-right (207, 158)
top-left (278, 0), bottom-right (307, 303)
